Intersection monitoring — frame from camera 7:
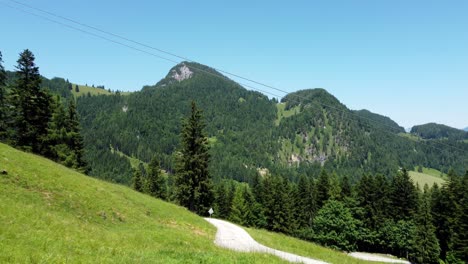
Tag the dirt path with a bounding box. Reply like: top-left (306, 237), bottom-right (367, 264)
top-left (205, 218), bottom-right (328, 264)
top-left (348, 252), bottom-right (411, 263)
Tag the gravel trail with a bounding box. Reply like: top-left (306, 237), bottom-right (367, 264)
top-left (205, 218), bottom-right (328, 264)
top-left (348, 252), bottom-right (411, 263)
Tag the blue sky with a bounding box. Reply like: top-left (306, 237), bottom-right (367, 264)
top-left (1, 0), bottom-right (467, 129)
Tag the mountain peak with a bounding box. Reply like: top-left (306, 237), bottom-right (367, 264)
top-left (154, 61), bottom-right (226, 87)
top-left (280, 88), bottom-right (345, 111)
top-left (170, 63), bottom-right (193, 82)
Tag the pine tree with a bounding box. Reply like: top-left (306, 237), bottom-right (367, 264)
top-left (65, 99), bottom-right (87, 171)
top-left (432, 169), bottom-right (462, 260)
top-left (296, 175), bottom-right (312, 229)
top-left (147, 157), bottom-right (166, 199)
top-left (174, 101), bottom-right (213, 215)
top-left (316, 169), bottom-right (330, 209)
top-left (229, 184), bottom-right (247, 225)
top-left (213, 180), bottom-right (233, 219)
top-left (44, 96), bottom-right (68, 160)
top-left (0, 51), bottom-right (7, 139)
top-left (452, 171), bottom-right (468, 261)
top-left (390, 169), bottom-right (418, 220)
top-left (10, 49), bottom-right (52, 153)
top-left (411, 184), bottom-right (440, 264)
top-left (340, 174), bottom-right (352, 198)
top-left (133, 168), bottom-right (143, 192)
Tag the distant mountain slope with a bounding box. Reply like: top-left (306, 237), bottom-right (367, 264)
top-left (77, 62), bottom-right (277, 183)
top-left (354, 109), bottom-right (405, 133)
top-left (464, 127), bottom-right (468, 132)
top-left (72, 62), bottom-right (467, 183)
top-left (411, 123), bottom-right (468, 140)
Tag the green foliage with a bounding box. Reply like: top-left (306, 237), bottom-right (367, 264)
top-left (390, 169), bottom-right (419, 220)
top-left (354, 109), bottom-right (405, 133)
top-left (316, 169), bottom-right (330, 208)
top-left (262, 175), bottom-right (293, 233)
top-left (10, 49), bottom-right (52, 153)
top-left (378, 220), bottom-right (417, 260)
top-left (229, 184), bottom-right (248, 225)
top-left (312, 200), bottom-right (361, 251)
top-left (411, 123), bottom-right (468, 140)
top-left (452, 171), bottom-right (468, 261)
top-left (132, 168), bottom-right (143, 192)
top-left (146, 157), bottom-right (167, 199)
top-left (410, 185), bottom-right (440, 264)
top-left (174, 101), bottom-right (214, 216)
top-left (0, 51), bottom-right (7, 139)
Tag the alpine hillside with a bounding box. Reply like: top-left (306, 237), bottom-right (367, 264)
top-left (71, 62), bottom-right (467, 184)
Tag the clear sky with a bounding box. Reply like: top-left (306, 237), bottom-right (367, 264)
top-left (1, 0), bottom-right (467, 129)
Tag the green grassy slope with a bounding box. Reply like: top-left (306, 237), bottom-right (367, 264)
top-left (275, 103), bottom-right (300, 125)
top-left (0, 143), bottom-right (287, 263)
top-left (71, 84), bottom-right (113, 97)
top-left (0, 143), bottom-right (388, 263)
top-left (409, 170), bottom-right (446, 188)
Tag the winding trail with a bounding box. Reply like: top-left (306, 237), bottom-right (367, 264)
top-left (348, 252), bottom-right (411, 264)
top-left (205, 218), bottom-right (412, 264)
top-left (205, 218), bottom-right (328, 264)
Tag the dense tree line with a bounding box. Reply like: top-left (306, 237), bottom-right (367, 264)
top-left (412, 123), bottom-right (468, 141)
top-left (211, 168), bottom-right (467, 264)
top-left (126, 99), bottom-right (467, 263)
top-left (0, 50), bottom-right (86, 172)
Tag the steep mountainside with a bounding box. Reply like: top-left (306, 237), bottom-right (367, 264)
top-left (73, 62), bottom-right (467, 184)
top-left (354, 109), bottom-right (405, 133)
top-left (77, 62), bottom-right (277, 183)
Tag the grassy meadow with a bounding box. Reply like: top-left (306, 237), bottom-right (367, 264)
top-left (0, 143), bottom-right (288, 263)
top-left (0, 143), bottom-right (384, 263)
top-left (409, 167), bottom-right (446, 188)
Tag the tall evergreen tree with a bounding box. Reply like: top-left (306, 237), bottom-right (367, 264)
top-left (390, 169), bottom-right (418, 220)
top-left (147, 156), bottom-right (166, 199)
top-left (65, 99), bottom-right (87, 171)
top-left (229, 184), bottom-right (247, 225)
top-left (452, 171), bottom-right (468, 261)
top-left (295, 175), bottom-right (312, 229)
top-left (174, 101), bottom-right (213, 215)
top-left (316, 169), bottom-right (330, 209)
top-left (132, 168), bottom-right (143, 192)
top-left (213, 180), bottom-right (234, 219)
top-left (411, 184), bottom-right (440, 264)
top-left (340, 174), bottom-right (352, 199)
top-left (0, 51), bottom-right (7, 139)
top-left (10, 49), bottom-right (52, 153)
top-left (432, 169), bottom-right (462, 259)
top-left (45, 96), bottom-right (68, 160)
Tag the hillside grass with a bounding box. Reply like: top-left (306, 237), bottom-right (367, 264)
top-left (110, 145), bottom-right (145, 169)
top-left (0, 143), bottom-right (288, 263)
top-left (397, 133), bottom-right (420, 141)
top-left (246, 228), bottom-right (386, 264)
top-left (409, 170), bottom-right (446, 188)
top-left (275, 103), bottom-right (300, 125)
top-left (71, 84), bottom-right (113, 97)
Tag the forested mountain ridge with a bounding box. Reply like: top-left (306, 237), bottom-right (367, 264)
top-left (77, 62), bottom-right (278, 183)
top-left (73, 62), bottom-right (467, 184)
top-left (411, 122), bottom-right (468, 140)
top-left (354, 109), bottom-right (405, 133)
